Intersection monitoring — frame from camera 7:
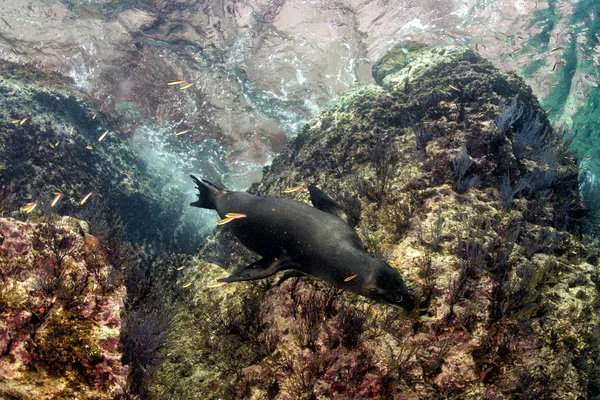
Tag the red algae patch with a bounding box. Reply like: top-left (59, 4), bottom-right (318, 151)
top-left (0, 217), bottom-right (129, 399)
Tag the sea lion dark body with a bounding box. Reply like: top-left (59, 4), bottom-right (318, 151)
top-left (190, 176), bottom-right (414, 310)
top-left (215, 192), bottom-right (364, 282)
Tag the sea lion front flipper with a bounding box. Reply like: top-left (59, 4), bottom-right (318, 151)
top-left (307, 185), bottom-right (349, 223)
top-left (275, 270), bottom-right (308, 286)
top-left (217, 256), bottom-right (297, 283)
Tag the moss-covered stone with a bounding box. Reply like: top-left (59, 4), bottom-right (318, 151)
top-left (35, 310), bottom-right (103, 375)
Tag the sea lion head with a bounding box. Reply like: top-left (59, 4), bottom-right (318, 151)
top-left (362, 258), bottom-right (415, 311)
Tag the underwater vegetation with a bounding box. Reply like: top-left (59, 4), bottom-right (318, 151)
top-left (112, 43), bottom-right (600, 399)
top-left (0, 213), bottom-right (133, 398)
top-left (1, 37), bottom-right (599, 398)
top-left (0, 60), bottom-right (201, 398)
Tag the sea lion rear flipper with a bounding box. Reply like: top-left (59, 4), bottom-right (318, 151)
top-left (189, 175), bottom-right (229, 210)
top-left (307, 185), bottom-right (349, 223)
top-left (217, 256), bottom-right (297, 283)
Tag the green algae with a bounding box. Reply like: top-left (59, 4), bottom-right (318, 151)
top-left (35, 309), bottom-right (103, 378)
top-left (371, 41), bottom-right (430, 85)
top-left (570, 0), bottom-right (600, 37)
top-left (0, 279), bottom-right (20, 312)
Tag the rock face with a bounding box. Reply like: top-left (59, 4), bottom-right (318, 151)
top-left (0, 61), bottom-right (198, 250)
top-left (0, 216), bottom-right (129, 399)
top-left (131, 44), bottom-right (600, 399)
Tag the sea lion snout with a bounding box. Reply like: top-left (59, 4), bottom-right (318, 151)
top-left (367, 260), bottom-right (415, 311)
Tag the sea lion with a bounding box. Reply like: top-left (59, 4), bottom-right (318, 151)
top-left (190, 175), bottom-right (415, 311)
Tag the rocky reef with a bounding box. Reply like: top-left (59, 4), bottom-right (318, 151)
top-left (133, 44), bottom-right (600, 399)
top-left (1, 41), bottom-right (598, 398)
top-left (0, 215), bottom-right (129, 398)
top-left (0, 59), bottom-right (203, 397)
top-left (0, 60), bottom-right (195, 249)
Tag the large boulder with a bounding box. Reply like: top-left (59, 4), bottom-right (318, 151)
top-left (127, 45), bottom-right (600, 399)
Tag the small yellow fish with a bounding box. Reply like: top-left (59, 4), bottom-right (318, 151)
top-left (344, 274), bottom-right (358, 282)
top-left (80, 191), bottom-right (93, 205)
top-left (512, 48), bottom-right (522, 54)
top-left (179, 82), bottom-right (194, 90)
top-left (11, 119), bottom-right (21, 124)
top-left (283, 185), bottom-right (303, 193)
top-left (218, 213), bottom-right (247, 225)
top-left (552, 62), bottom-right (559, 72)
top-left (448, 84), bottom-right (461, 92)
top-left (49, 141), bottom-right (56, 149)
top-left (587, 155), bottom-right (593, 160)
top-left (98, 130), bottom-right (109, 142)
top-left (51, 192), bottom-right (63, 207)
top-left (207, 281), bottom-right (228, 288)
top-left (21, 202), bottom-right (37, 213)
top-left (176, 265), bottom-right (185, 271)
top-left (550, 47), bottom-right (564, 53)
top-left (545, 107), bottom-right (552, 113)
top-left (526, 145), bottom-right (533, 151)
top-left (19, 117), bottom-right (27, 125)
top-left (167, 80), bottom-right (186, 85)
top-left (181, 281), bottom-right (193, 288)
top-left (69, 126), bottom-right (75, 135)
top-left (86, 145), bottom-right (93, 150)
top-left (123, 171), bottom-right (132, 178)
top-left (175, 129), bottom-right (191, 136)
top-left (92, 113), bottom-right (97, 120)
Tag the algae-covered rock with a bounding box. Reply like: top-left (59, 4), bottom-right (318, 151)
top-left (0, 60), bottom-right (188, 248)
top-left (133, 44), bottom-right (599, 399)
top-left (0, 216), bottom-right (128, 399)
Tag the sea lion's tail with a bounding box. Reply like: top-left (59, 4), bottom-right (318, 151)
top-left (190, 175), bottom-right (224, 209)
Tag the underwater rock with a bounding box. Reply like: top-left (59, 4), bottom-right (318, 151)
top-left (0, 216), bottom-right (128, 399)
top-left (131, 44), bottom-right (600, 399)
top-left (0, 60), bottom-right (191, 249)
